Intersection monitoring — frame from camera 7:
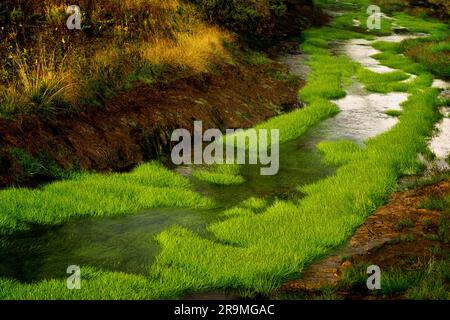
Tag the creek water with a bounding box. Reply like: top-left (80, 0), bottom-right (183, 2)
top-left (429, 80), bottom-right (450, 170)
top-left (0, 33), bottom-right (445, 284)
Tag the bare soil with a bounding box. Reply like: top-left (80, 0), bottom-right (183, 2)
top-left (0, 60), bottom-right (301, 187)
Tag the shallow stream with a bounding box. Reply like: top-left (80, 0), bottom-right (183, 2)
top-left (1, 32), bottom-right (447, 284)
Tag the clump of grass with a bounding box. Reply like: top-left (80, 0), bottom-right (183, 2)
top-left (246, 52), bottom-right (272, 65)
top-left (394, 13), bottom-right (449, 39)
top-left (398, 234), bottom-right (417, 242)
top-left (385, 109), bottom-right (403, 117)
top-left (357, 69), bottom-right (410, 93)
top-left (317, 140), bottom-right (363, 166)
top-left (0, 86), bottom-right (29, 117)
top-left (299, 55), bottom-right (359, 101)
top-left (300, 26), bottom-right (373, 56)
top-left (193, 164), bottom-right (245, 186)
top-left (385, 260), bottom-right (449, 299)
top-left (8, 148), bottom-right (66, 180)
top-left (371, 52), bottom-right (425, 75)
top-left (241, 197), bottom-right (267, 212)
top-left (340, 261), bottom-right (372, 288)
top-left (339, 259), bottom-right (449, 300)
top-left (255, 99), bottom-right (340, 145)
top-left (0, 161), bottom-right (213, 235)
top-left (141, 27), bottom-right (231, 74)
top-left (396, 219), bottom-right (415, 230)
top-left (221, 198), bottom-right (268, 219)
top-left (425, 233), bottom-right (440, 241)
top-left (372, 41), bottom-right (402, 54)
top-left (0, 266), bottom-right (161, 300)
top-left (44, 4), bottom-right (65, 26)
top-left (331, 10), bottom-right (393, 34)
top-left (0, 48), bottom-right (78, 117)
top-left (421, 195), bottom-right (450, 214)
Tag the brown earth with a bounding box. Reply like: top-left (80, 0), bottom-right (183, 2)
top-left (0, 59), bottom-right (302, 187)
top-left (275, 178), bottom-right (450, 299)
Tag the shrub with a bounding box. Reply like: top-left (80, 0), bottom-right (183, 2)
top-left (191, 0), bottom-right (288, 34)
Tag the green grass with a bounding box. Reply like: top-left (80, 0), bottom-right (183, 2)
top-left (419, 200), bottom-right (449, 242)
top-left (331, 10), bottom-right (393, 35)
top-left (383, 260), bottom-right (450, 299)
top-left (144, 82), bottom-right (439, 299)
top-left (372, 41), bottom-right (402, 54)
top-left (396, 219), bottom-right (415, 230)
top-left (393, 14), bottom-right (450, 78)
top-left (340, 259), bottom-right (450, 300)
top-left (358, 68), bottom-right (433, 94)
top-left (421, 195), bottom-right (450, 214)
top-left (193, 164), bottom-right (245, 186)
top-left (8, 148), bottom-right (68, 181)
top-left (385, 109), bottom-right (403, 117)
top-left (371, 52), bottom-right (425, 75)
top-left (0, 266), bottom-right (160, 300)
top-left (0, 161), bottom-right (213, 235)
top-left (299, 56), bottom-right (358, 101)
top-left (245, 52), bottom-right (272, 66)
top-left (393, 13), bottom-right (449, 39)
top-left (317, 140), bottom-right (363, 166)
top-left (357, 69), bottom-right (410, 93)
top-left (222, 197), bottom-right (268, 219)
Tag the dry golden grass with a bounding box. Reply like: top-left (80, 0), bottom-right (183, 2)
top-left (141, 26), bottom-right (231, 73)
top-left (0, 0), bottom-right (233, 117)
top-left (0, 47), bottom-right (79, 116)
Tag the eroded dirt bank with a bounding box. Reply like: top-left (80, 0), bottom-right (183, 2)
top-left (275, 178), bottom-right (450, 300)
top-left (0, 60), bottom-right (301, 187)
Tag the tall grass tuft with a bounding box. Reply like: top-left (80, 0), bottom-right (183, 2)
top-left (0, 47), bottom-right (78, 117)
top-left (141, 27), bottom-right (231, 74)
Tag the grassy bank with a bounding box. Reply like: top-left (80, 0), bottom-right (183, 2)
top-left (342, 259), bottom-right (449, 299)
top-left (0, 0), bottom-right (313, 118)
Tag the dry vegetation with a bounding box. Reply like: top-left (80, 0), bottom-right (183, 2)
top-left (377, 0), bottom-right (450, 20)
top-left (0, 0), bottom-right (232, 117)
